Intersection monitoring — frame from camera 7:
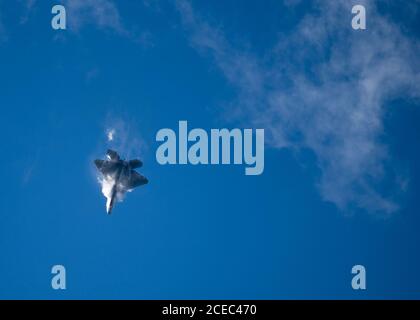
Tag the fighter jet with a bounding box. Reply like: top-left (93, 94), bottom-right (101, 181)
top-left (94, 149), bottom-right (148, 214)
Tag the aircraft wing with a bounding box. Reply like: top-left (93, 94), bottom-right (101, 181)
top-left (121, 170), bottom-right (148, 189)
top-left (128, 159), bottom-right (143, 169)
top-left (94, 160), bottom-right (118, 175)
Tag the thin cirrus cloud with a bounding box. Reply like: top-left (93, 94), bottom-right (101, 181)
top-left (19, 0), bottom-right (37, 24)
top-left (102, 115), bottom-right (147, 161)
top-left (61, 0), bottom-right (153, 46)
top-left (176, 0), bottom-right (420, 215)
top-left (5, 0), bottom-right (125, 35)
top-left (62, 0), bottom-right (127, 35)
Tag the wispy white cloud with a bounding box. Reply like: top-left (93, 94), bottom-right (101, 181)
top-left (19, 0), bottom-right (37, 24)
top-left (21, 149), bottom-right (40, 186)
top-left (61, 0), bottom-right (155, 47)
top-left (62, 0), bottom-right (126, 34)
top-left (85, 67), bottom-right (100, 84)
top-left (95, 115), bottom-right (147, 212)
top-left (142, 0), bottom-right (162, 12)
top-left (176, 0), bottom-right (420, 214)
top-left (103, 114), bottom-right (147, 160)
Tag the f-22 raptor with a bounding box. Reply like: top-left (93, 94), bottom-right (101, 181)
top-left (94, 149), bottom-right (148, 214)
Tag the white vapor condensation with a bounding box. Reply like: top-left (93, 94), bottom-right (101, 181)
top-left (107, 128), bottom-right (115, 141)
top-left (96, 116), bottom-right (145, 211)
top-left (176, 0), bottom-right (420, 214)
top-left (97, 173), bottom-right (131, 211)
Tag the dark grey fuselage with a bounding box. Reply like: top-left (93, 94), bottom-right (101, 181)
top-left (94, 150), bottom-right (148, 214)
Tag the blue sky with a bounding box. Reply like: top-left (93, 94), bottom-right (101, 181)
top-left (0, 0), bottom-right (420, 299)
